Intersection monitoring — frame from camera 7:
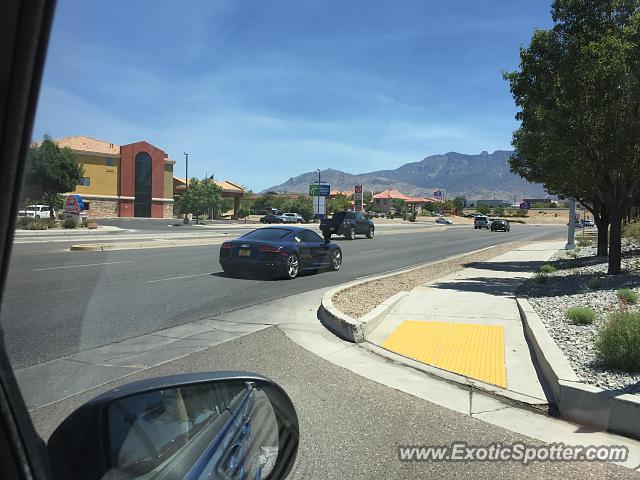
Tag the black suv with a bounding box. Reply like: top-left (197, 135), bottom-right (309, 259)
top-left (490, 219), bottom-right (511, 232)
top-left (320, 211), bottom-right (375, 240)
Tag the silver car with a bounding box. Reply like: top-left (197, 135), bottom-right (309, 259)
top-left (282, 212), bottom-right (304, 223)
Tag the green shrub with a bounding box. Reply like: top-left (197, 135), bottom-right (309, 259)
top-left (16, 217), bottom-right (30, 229)
top-left (19, 218), bottom-right (49, 230)
top-left (588, 277), bottom-right (604, 290)
top-left (62, 218), bottom-right (77, 229)
top-left (539, 264), bottom-right (557, 274)
top-left (577, 237), bottom-right (594, 247)
top-left (565, 306), bottom-right (596, 325)
top-left (532, 273), bottom-right (548, 284)
top-left (47, 218), bottom-right (58, 229)
top-left (617, 288), bottom-right (639, 305)
top-left (623, 220), bottom-right (640, 244)
top-left (596, 311), bottom-right (640, 372)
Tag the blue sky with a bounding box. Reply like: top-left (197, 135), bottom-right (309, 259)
top-left (33, 1), bottom-right (553, 191)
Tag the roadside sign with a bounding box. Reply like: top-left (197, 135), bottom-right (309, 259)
top-left (354, 185), bottom-right (363, 211)
top-left (63, 194), bottom-right (84, 214)
top-left (519, 201), bottom-right (530, 210)
top-left (309, 184), bottom-right (330, 196)
top-left (312, 196), bottom-right (326, 217)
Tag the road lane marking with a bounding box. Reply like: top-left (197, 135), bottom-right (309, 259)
top-left (359, 249), bottom-right (385, 254)
top-left (147, 272), bottom-right (212, 283)
top-left (33, 260), bottom-right (133, 271)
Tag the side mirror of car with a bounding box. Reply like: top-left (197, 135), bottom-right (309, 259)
top-left (47, 372), bottom-right (299, 480)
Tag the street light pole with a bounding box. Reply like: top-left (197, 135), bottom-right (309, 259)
top-left (316, 169), bottom-right (321, 222)
top-left (566, 198), bottom-right (576, 250)
top-left (184, 152), bottom-right (189, 189)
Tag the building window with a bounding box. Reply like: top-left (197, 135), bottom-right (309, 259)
top-left (106, 158), bottom-right (113, 166)
top-left (80, 177), bottom-right (90, 186)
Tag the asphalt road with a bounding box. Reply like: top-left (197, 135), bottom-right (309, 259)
top-left (30, 327), bottom-right (631, 479)
top-left (1, 224), bottom-right (564, 368)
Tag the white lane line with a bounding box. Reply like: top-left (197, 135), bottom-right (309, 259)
top-left (33, 260), bottom-right (133, 271)
top-left (147, 272), bottom-right (212, 283)
top-left (359, 249), bottom-right (385, 254)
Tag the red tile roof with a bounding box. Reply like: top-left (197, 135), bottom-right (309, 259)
top-left (50, 136), bottom-right (120, 155)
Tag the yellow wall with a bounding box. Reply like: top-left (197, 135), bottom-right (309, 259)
top-left (73, 153), bottom-right (120, 196)
top-left (164, 163), bottom-right (173, 199)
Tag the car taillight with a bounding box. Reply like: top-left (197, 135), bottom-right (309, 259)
top-left (260, 245), bottom-right (280, 253)
top-left (221, 242), bottom-right (232, 249)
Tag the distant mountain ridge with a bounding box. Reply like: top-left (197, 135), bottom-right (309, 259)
top-left (262, 150), bottom-right (546, 200)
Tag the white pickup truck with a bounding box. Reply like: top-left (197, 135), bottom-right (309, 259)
top-left (17, 204), bottom-right (54, 219)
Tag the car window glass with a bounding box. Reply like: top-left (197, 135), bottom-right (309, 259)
top-left (241, 229), bottom-right (291, 240)
top-left (302, 230), bottom-right (323, 243)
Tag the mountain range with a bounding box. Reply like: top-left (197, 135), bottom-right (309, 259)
top-left (262, 150), bottom-right (546, 200)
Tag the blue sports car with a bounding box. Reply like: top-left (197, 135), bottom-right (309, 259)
top-left (219, 226), bottom-right (343, 279)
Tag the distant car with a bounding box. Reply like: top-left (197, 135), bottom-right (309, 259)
top-left (463, 213), bottom-right (475, 218)
top-left (282, 212), bottom-right (304, 223)
top-left (583, 219), bottom-right (595, 227)
top-left (17, 204), bottom-right (53, 219)
top-left (320, 211), bottom-right (374, 240)
top-left (435, 217), bottom-right (453, 225)
top-left (260, 214), bottom-right (285, 224)
top-left (490, 219), bottom-right (510, 232)
top-left (474, 215), bottom-right (490, 229)
top-left (219, 226), bottom-right (342, 279)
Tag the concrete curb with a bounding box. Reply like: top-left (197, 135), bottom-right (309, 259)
top-left (517, 297), bottom-right (640, 439)
top-left (319, 288), bottom-right (407, 342)
top-left (318, 243), bottom-right (515, 342)
top-left (363, 342), bottom-right (549, 411)
top-left (70, 238), bottom-right (227, 252)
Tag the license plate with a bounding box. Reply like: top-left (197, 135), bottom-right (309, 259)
top-left (238, 249), bottom-right (251, 257)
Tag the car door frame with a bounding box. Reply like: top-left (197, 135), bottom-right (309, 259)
top-left (0, 1), bottom-right (57, 479)
top-left (354, 212), bottom-right (368, 234)
top-left (301, 230), bottom-right (330, 267)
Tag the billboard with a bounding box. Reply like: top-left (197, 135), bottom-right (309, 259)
top-left (309, 184), bottom-right (330, 196)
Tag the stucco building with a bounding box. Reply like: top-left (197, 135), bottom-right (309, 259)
top-left (47, 136), bottom-right (175, 218)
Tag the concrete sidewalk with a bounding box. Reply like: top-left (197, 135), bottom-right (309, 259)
top-left (368, 241), bottom-right (565, 405)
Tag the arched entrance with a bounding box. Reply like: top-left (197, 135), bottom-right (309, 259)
top-left (134, 152), bottom-right (152, 217)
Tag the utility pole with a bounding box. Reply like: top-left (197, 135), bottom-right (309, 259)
top-left (184, 153), bottom-right (189, 189)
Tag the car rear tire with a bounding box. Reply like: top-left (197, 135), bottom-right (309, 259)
top-left (284, 253), bottom-right (299, 279)
top-left (297, 219), bottom-right (302, 223)
top-left (346, 226), bottom-right (355, 240)
top-left (330, 249), bottom-right (342, 271)
top-left (366, 226), bottom-right (374, 239)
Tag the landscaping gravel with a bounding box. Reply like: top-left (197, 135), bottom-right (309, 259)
top-left (333, 242), bottom-right (526, 319)
top-left (519, 237), bottom-right (640, 394)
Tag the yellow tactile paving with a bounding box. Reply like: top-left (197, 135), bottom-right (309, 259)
top-left (382, 320), bottom-right (507, 388)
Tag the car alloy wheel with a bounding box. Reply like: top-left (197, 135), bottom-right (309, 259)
top-left (286, 254), bottom-right (299, 279)
top-left (331, 249), bottom-right (342, 270)
top-left (367, 227), bottom-right (374, 239)
top-left (348, 227), bottom-right (355, 240)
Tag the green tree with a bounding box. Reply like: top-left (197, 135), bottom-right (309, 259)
top-left (177, 178), bottom-right (224, 224)
top-left (476, 204), bottom-right (491, 215)
top-left (329, 194), bottom-right (351, 213)
top-left (391, 199), bottom-right (406, 215)
top-left (452, 196), bottom-right (466, 210)
top-left (504, 0), bottom-right (640, 274)
top-left (285, 196), bottom-right (313, 221)
top-left (26, 135), bottom-right (84, 218)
